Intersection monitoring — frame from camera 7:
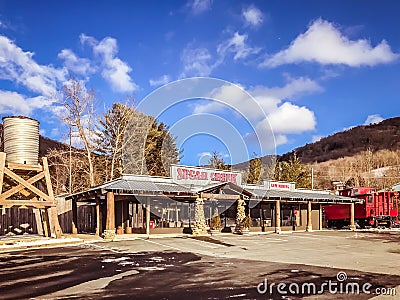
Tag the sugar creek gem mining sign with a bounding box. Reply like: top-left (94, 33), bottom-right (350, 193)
top-left (171, 165), bottom-right (242, 186)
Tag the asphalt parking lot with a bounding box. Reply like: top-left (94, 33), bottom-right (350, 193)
top-left (1, 230), bottom-right (399, 299)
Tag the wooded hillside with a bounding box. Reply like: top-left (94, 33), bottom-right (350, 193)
top-left (280, 117), bottom-right (400, 163)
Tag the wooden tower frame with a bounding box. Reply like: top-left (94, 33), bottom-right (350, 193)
top-left (0, 152), bottom-right (62, 238)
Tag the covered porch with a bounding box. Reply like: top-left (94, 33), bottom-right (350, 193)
top-left (66, 174), bottom-right (359, 236)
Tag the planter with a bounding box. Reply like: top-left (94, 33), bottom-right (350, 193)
top-left (221, 226), bottom-right (232, 233)
top-left (116, 226), bottom-right (124, 235)
top-left (125, 226), bottom-right (132, 234)
top-left (183, 227), bottom-right (193, 234)
top-left (103, 230), bottom-right (116, 241)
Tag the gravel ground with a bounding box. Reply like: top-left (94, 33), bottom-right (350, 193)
top-left (0, 231), bottom-right (399, 299)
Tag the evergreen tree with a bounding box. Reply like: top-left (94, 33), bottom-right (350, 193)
top-left (247, 153), bottom-right (262, 184)
top-left (123, 113), bottom-right (181, 176)
top-left (209, 151), bottom-right (230, 170)
top-left (274, 153), bottom-right (311, 189)
top-left (95, 102), bottom-right (134, 180)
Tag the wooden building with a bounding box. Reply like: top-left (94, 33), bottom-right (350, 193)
top-left (66, 165), bottom-right (359, 236)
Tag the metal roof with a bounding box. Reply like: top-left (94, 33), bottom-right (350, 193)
top-left (195, 181), bottom-right (253, 196)
top-left (67, 173), bottom-right (358, 204)
top-left (247, 188), bottom-right (359, 203)
top-left (66, 177), bottom-right (194, 200)
top-left (105, 179), bottom-right (192, 194)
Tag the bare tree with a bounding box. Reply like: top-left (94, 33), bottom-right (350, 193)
top-left (47, 147), bottom-right (92, 195)
top-left (61, 79), bottom-right (96, 187)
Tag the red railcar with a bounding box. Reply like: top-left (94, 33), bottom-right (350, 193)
top-left (325, 187), bottom-right (399, 228)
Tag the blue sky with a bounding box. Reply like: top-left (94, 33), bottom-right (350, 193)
top-left (0, 0), bottom-right (399, 166)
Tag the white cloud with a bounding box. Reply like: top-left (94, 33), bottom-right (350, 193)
top-left (81, 34), bottom-right (137, 92)
top-left (0, 90), bottom-right (32, 115)
top-left (79, 33), bottom-right (97, 47)
top-left (264, 102), bottom-right (316, 134)
top-left (364, 114), bottom-right (384, 125)
top-left (149, 75), bottom-right (171, 87)
top-left (181, 32), bottom-right (260, 77)
top-left (262, 18), bottom-right (399, 67)
top-left (194, 76), bottom-right (322, 117)
top-left (0, 35), bottom-right (66, 96)
top-left (0, 90), bottom-right (52, 115)
top-left (186, 0), bottom-right (212, 15)
top-left (217, 32), bottom-right (260, 60)
top-left (192, 77), bottom-right (322, 146)
top-left (274, 134), bottom-right (288, 146)
top-left (180, 46), bottom-right (215, 77)
top-left (58, 49), bottom-right (94, 76)
top-left (312, 135), bottom-right (323, 142)
top-left (242, 5), bottom-right (264, 27)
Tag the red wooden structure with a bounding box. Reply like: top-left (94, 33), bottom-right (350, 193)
top-left (325, 187), bottom-right (399, 228)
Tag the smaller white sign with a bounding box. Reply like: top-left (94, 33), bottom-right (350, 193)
top-left (264, 180), bottom-right (295, 191)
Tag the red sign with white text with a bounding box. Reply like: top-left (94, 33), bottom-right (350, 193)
top-left (171, 165), bottom-right (242, 186)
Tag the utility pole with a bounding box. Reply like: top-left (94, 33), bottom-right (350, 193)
top-left (69, 126), bottom-right (72, 194)
top-left (311, 167), bottom-right (314, 190)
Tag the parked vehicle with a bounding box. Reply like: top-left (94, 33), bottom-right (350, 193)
top-left (325, 187), bottom-right (399, 228)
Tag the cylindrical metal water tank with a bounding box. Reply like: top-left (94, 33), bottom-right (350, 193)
top-left (2, 116), bottom-right (40, 165)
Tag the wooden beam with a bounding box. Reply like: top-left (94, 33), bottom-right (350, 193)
top-left (349, 202), bottom-right (356, 231)
top-left (146, 197), bottom-right (150, 236)
top-left (201, 193), bottom-right (240, 200)
top-left (1, 177), bottom-right (35, 198)
top-left (42, 157), bottom-right (62, 238)
top-left (0, 172), bottom-right (45, 201)
top-left (0, 152), bottom-right (6, 194)
top-left (4, 168), bottom-right (52, 202)
top-left (72, 199), bottom-right (78, 234)
top-left (0, 200), bottom-right (54, 208)
top-left (42, 158), bottom-right (54, 198)
top-left (319, 204), bottom-right (323, 230)
top-left (96, 199), bottom-right (100, 236)
top-left (306, 201), bottom-right (312, 232)
top-left (275, 200), bottom-right (281, 233)
top-left (7, 162), bottom-right (43, 172)
top-left (40, 209), bottom-right (50, 237)
top-left (106, 192), bottom-right (115, 231)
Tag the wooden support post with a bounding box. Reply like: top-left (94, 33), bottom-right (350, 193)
top-left (176, 202), bottom-right (179, 227)
top-left (42, 157), bottom-right (62, 238)
top-left (40, 208), bottom-right (50, 237)
top-left (319, 204), bottom-right (323, 230)
top-left (349, 202), bottom-right (356, 231)
top-left (106, 192), bottom-right (115, 231)
top-left (306, 201), bottom-right (312, 232)
top-left (49, 207), bottom-right (61, 238)
top-left (96, 199), bottom-right (100, 236)
top-left (0, 152), bottom-right (6, 194)
top-left (146, 198), bottom-right (151, 235)
top-left (275, 200), bottom-right (281, 233)
top-left (72, 199), bottom-right (78, 234)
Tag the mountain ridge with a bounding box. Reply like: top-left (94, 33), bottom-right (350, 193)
top-left (279, 116), bottom-right (400, 164)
